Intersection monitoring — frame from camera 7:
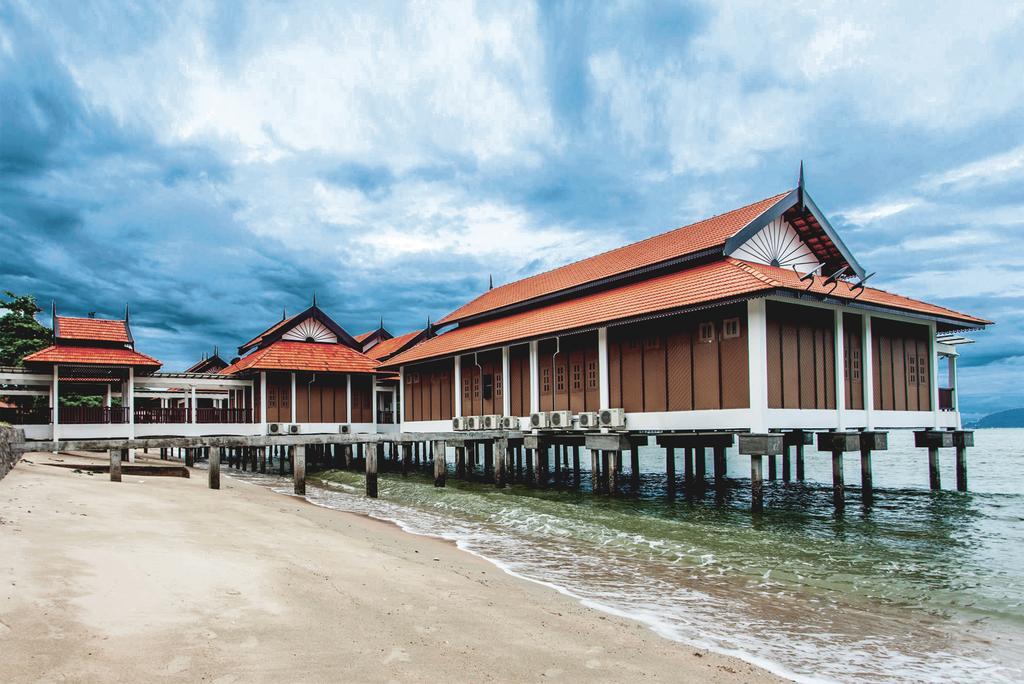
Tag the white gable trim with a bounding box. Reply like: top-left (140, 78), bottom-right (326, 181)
top-left (731, 217), bottom-right (818, 273)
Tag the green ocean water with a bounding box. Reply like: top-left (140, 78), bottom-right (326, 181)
top-left (235, 428), bottom-right (1024, 683)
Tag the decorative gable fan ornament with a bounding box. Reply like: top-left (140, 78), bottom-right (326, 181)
top-left (283, 318), bottom-right (338, 344)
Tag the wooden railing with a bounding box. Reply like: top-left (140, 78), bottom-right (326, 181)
top-left (59, 406), bottom-right (130, 424)
top-left (196, 407), bottom-right (253, 423)
top-left (134, 407), bottom-right (189, 424)
top-left (939, 387), bottom-right (956, 411)
top-left (0, 407), bottom-right (51, 425)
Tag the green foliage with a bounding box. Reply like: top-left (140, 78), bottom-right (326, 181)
top-left (0, 292), bottom-right (51, 366)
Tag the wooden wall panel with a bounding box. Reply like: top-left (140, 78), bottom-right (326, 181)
top-left (892, 337), bottom-right (906, 411)
top-left (620, 337), bottom-right (644, 412)
top-left (609, 341), bottom-right (621, 409)
top-left (766, 302), bottom-right (836, 410)
top-left (719, 316), bottom-right (748, 409)
top-left (766, 318), bottom-right (782, 408)
top-left (642, 332), bottom-right (667, 412)
top-left (871, 319), bottom-right (931, 412)
top-left (693, 322), bottom-right (720, 410)
top-left (509, 345), bottom-right (530, 416)
top-left (568, 349), bottom-right (585, 411)
top-left (917, 339), bottom-right (930, 411)
top-left (351, 376), bottom-right (372, 423)
top-left (666, 329), bottom-right (693, 411)
top-left (584, 350), bottom-right (599, 411)
top-left (878, 336), bottom-right (894, 410)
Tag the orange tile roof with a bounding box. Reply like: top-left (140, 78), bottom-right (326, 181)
top-left (386, 260), bottom-right (773, 366)
top-left (239, 314), bottom-right (297, 351)
top-left (436, 191), bottom-right (791, 324)
top-left (365, 329), bottom-right (423, 360)
top-left (221, 340), bottom-right (379, 375)
top-left (385, 258), bottom-right (989, 367)
top-left (24, 345), bottom-right (161, 368)
top-left (56, 316), bottom-right (130, 343)
top-left (731, 261), bottom-right (992, 326)
top-left (354, 330), bottom-right (376, 344)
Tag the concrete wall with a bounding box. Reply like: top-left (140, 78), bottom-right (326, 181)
top-left (0, 425), bottom-right (25, 482)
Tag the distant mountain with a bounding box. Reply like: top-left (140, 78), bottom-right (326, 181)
top-left (968, 408), bottom-right (1024, 428)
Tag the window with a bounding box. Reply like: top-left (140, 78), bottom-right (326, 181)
top-left (482, 373), bottom-right (493, 401)
top-left (411, 372), bottom-right (420, 384)
top-left (586, 360), bottom-right (598, 390)
top-left (699, 322), bottom-right (715, 343)
top-left (556, 365), bottom-right (565, 392)
top-left (722, 318), bottom-right (740, 339)
top-left (268, 386), bottom-right (277, 409)
top-left (851, 349), bottom-right (861, 381)
top-left (405, 372), bottom-right (413, 385)
top-left (918, 357), bottom-right (927, 386)
top-left (571, 363), bottom-right (582, 391)
top-left (462, 376), bottom-right (471, 399)
top-left (907, 353), bottom-right (917, 384)
top-left (644, 336), bottom-right (660, 350)
top-left (541, 367), bottom-right (551, 393)
top-left (472, 374), bottom-right (480, 399)
top-left (494, 372), bottom-right (502, 397)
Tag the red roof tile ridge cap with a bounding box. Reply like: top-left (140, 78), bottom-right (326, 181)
top-left (726, 257), bottom-right (783, 286)
top-left (439, 189), bottom-right (791, 323)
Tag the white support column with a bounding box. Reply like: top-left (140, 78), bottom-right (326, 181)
top-left (260, 371), bottom-right (267, 430)
top-left (290, 372), bottom-right (297, 424)
top-left (862, 314), bottom-right (875, 430)
top-left (949, 353), bottom-right (961, 429)
top-left (834, 307), bottom-right (846, 430)
top-left (528, 341), bottom-right (540, 414)
top-left (597, 326), bottom-right (610, 409)
top-left (929, 321), bottom-right (940, 429)
top-left (746, 298), bottom-right (769, 433)
top-left (501, 346), bottom-right (511, 416)
top-left (399, 367), bottom-right (406, 425)
top-left (453, 359), bottom-right (462, 417)
top-left (128, 366), bottom-right (135, 437)
top-left (104, 383), bottom-right (112, 408)
top-left (190, 385), bottom-right (197, 424)
top-left (51, 364), bottom-right (59, 443)
top-left (345, 374), bottom-right (352, 424)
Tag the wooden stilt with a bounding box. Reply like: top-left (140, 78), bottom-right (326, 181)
top-left (494, 439), bottom-right (507, 488)
top-left (750, 455), bottom-right (763, 513)
top-left (796, 443), bottom-right (806, 481)
top-left (591, 448), bottom-right (601, 492)
top-left (209, 447), bottom-right (221, 490)
top-left (630, 444), bottom-right (640, 487)
top-left (600, 451), bottom-right (610, 494)
top-left (294, 445), bottom-right (306, 495)
top-left (860, 445), bottom-right (873, 506)
top-left (366, 444), bottom-right (378, 498)
top-left (713, 445), bottom-right (725, 490)
top-left (572, 445), bottom-right (581, 487)
top-left (455, 446), bottom-right (466, 478)
top-left (767, 453), bottom-right (777, 480)
top-left (259, 446), bottom-right (267, 473)
top-left (553, 444), bottom-right (562, 485)
top-left (109, 449), bottom-right (122, 482)
top-left (484, 441), bottom-right (494, 482)
top-left (832, 448), bottom-right (845, 511)
top-left (278, 445), bottom-right (286, 475)
top-left (781, 445), bottom-right (791, 482)
top-left (185, 448), bottom-right (195, 468)
top-left (665, 447), bottom-right (676, 499)
top-left (683, 447), bottom-right (693, 488)
top-left (515, 446), bottom-right (523, 482)
top-left (955, 446), bottom-right (968, 492)
top-left (401, 443), bottom-right (411, 475)
top-left (694, 447), bottom-right (706, 487)
top-left (433, 440), bottom-right (446, 487)
top-left (928, 447), bottom-right (941, 490)
top-left (608, 450), bottom-right (619, 495)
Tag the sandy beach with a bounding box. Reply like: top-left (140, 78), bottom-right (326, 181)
top-left (0, 452), bottom-right (779, 683)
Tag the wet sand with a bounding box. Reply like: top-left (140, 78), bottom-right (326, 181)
top-left (0, 451), bottom-right (781, 682)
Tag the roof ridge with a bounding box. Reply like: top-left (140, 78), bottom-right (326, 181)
top-left (726, 257), bottom-right (783, 286)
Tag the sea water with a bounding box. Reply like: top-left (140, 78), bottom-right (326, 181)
top-left (231, 428), bottom-right (1024, 683)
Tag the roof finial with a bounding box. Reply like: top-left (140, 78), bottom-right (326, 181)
top-left (282, 307), bottom-right (287, 321)
top-left (312, 291), bottom-right (317, 307)
top-left (124, 302), bottom-right (130, 324)
top-left (51, 301), bottom-right (57, 339)
top-left (488, 273), bottom-right (494, 290)
top-left (379, 315), bottom-right (384, 330)
top-left (798, 160), bottom-right (805, 207)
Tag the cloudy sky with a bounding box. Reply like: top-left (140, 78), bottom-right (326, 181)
top-left (2, 1), bottom-right (1022, 418)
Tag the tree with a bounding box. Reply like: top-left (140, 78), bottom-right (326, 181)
top-left (0, 292), bottom-right (51, 366)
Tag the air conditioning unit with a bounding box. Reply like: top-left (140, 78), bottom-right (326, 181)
top-left (530, 412), bottom-right (550, 429)
top-left (466, 416), bottom-right (483, 430)
top-left (452, 416), bottom-right (468, 431)
top-left (501, 416), bottom-right (520, 430)
top-left (482, 414), bottom-right (503, 430)
top-left (577, 412), bottom-right (600, 429)
top-left (549, 410), bottom-right (572, 429)
top-left (288, 424), bottom-right (301, 434)
top-left (599, 408), bottom-right (627, 429)
top-left (339, 424), bottom-right (351, 434)
top-left (268, 423), bottom-right (286, 434)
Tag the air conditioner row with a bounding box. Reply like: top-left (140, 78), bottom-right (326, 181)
top-left (529, 408), bottom-right (626, 430)
top-left (452, 415), bottom-right (522, 431)
top-left (268, 423), bottom-right (351, 435)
